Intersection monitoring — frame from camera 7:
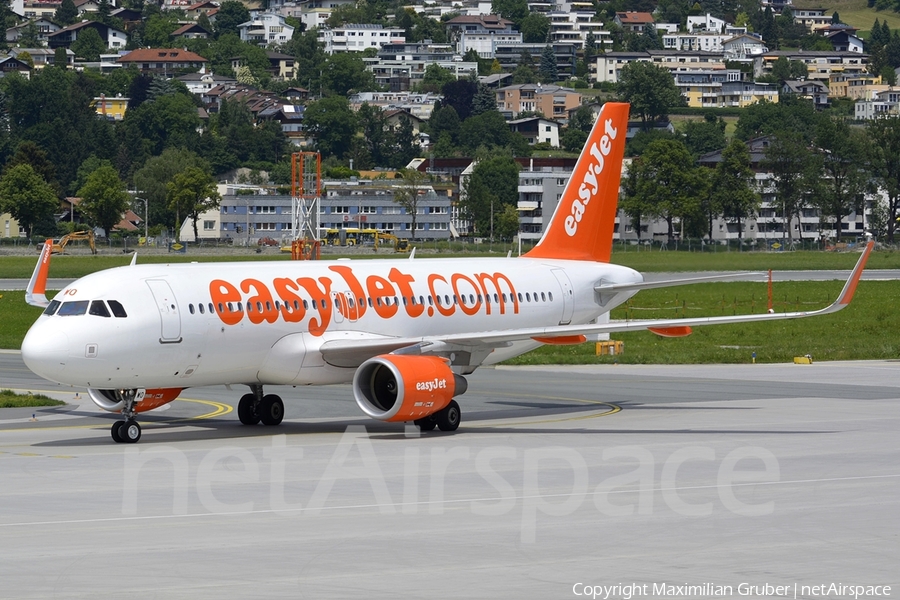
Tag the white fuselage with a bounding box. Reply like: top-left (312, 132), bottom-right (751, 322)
top-left (21, 256), bottom-right (642, 391)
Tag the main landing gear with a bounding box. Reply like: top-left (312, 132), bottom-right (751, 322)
top-left (237, 384), bottom-right (284, 427)
top-left (414, 400), bottom-right (461, 432)
top-left (111, 389), bottom-right (142, 443)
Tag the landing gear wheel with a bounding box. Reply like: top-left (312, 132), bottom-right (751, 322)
top-left (111, 420), bottom-right (125, 443)
top-left (259, 394), bottom-right (284, 426)
top-left (436, 400), bottom-right (461, 432)
top-left (119, 420), bottom-right (142, 443)
top-left (238, 393), bottom-right (260, 425)
top-left (415, 416), bottom-right (437, 431)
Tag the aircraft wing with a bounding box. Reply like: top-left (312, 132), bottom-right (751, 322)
top-left (319, 241), bottom-right (872, 367)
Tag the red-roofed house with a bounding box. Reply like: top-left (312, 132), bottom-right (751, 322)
top-left (615, 12), bottom-right (655, 32)
top-left (116, 48), bottom-right (208, 76)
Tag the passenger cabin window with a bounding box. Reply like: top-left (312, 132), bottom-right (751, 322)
top-left (43, 300), bottom-right (61, 316)
top-left (58, 301), bottom-right (89, 316)
top-left (89, 300), bottom-right (111, 317)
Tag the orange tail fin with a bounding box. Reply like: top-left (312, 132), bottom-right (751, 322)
top-left (524, 102), bottom-right (630, 262)
top-left (26, 239), bottom-right (52, 307)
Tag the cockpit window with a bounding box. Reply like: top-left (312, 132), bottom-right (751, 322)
top-left (43, 300), bottom-right (61, 316)
top-left (89, 300), bottom-right (111, 317)
top-left (57, 301), bottom-right (89, 316)
top-left (107, 300), bottom-right (127, 318)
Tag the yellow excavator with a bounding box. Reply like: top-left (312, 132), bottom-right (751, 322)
top-left (374, 232), bottom-right (409, 252)
top-left (42, 230), bottom-right (97, 255)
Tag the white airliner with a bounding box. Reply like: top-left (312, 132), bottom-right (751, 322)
top-left (22, 102), bottom-right (872, 443)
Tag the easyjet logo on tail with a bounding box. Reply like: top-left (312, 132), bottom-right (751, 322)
top-left (564, 117), bottom-right (618, 237)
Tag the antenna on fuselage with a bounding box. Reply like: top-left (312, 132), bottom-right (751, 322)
top-left (409, 248), bottom-right (416, 259)
top-left (129, 252), bottom-right (137, 267)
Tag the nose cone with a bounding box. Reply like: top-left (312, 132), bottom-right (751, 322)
top-left (21, 324), bottom-right (69, 384)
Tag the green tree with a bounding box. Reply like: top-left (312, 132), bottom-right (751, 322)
top-left (8, 141), bottom-right (59, 195)
top-left (69, 156), bottom-right (113, 196)
top-left (682, 113), bottom-right (726, 157)
top-left (491, 0), bottom-right (528, 25)
top-left (304, 95), bottom-right (358, 159)
top-left (166, 166), bottom-right (221, 242)
top-left (54, 0), bottom-right (78, 26)
top-left (357, 102), bottom-right (393, 166)
top-left (142, 11), bottom-right (182, 47)
top-left (461, 155), bottom-right (520, 237)
top-left (70, 28), bottom-right (107, 61)
top-left (710, 139), bottom-right (759, 240)
top-left (761, 131), bottom-right (822, 244)
top-left (520, 12), bottom-right (550, 43)
top-left (617, 61), bottom-right (683, 128)
top-left (734, 96), bottom-right (820, 141)
top-left (868, 115), bottom-right (900, 242)
top-left (0, 164), bottom-right (58, 238)
top-left (18, 21), bottom-right (41, 48)
top-left (214, 0), bottom-right (250, 38)
top-left (427, 105), bottom-right (460, 146)
top-left (53, 47), bottom-right (68, 69)
top-left (392, 168), bottom-right (429, 240)
top-left (321, 52), bottom-right (376, 96)
top-left (539, 45), bottom-right (558, 82)
top-left (77, 165), bottom-right (129, 236)
top-left (816, 118), bottom-right (871, 241)
top-left (628, 138), bottom-right (708, 242)
top-left (459, 110), bottom-right (515, 153)
top-left (496, 203), bottom-right (520, 241)
top-left (561, 127), bottom-right (588, 152)
top-left (133, 148), bottom-right (209, 228)
top-left (418, 63), bottom-right (456, 93)
top-left (471, 82), bottom-right (497, 116)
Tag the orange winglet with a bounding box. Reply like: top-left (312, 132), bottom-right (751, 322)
top-left (531, 335), bottom-right (588, 345)
top-left (836, 240), bottom-right (873, 306)
top-left (648, 326), bottom-right (693, 338)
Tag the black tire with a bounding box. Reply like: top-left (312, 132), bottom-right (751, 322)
top-left (415, 416), bottom-right (437, 431)
top-left (259, 394), bottom-right (284, 426)
top-left (238, 393), bottom-right (260, 425)
top-left (111, 420), bottom-right (125, 443)
top-left (436, 400), bottom-right (461, 432)
top-left (119, 420), bottom-right (142, 443)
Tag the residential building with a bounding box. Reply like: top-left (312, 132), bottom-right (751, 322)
top-left (855, 89), bottom-right (900, 119)
top-left (515, 157), bottom-right (578, 241)
top-left (183, 0), bottom-right (220, 20)
top-left (496, 83), bottom-right (582, 121)
top-left (829, 73), bottom-right (880, 98)
top-left (319, 23), bottom-right (404, 54)
top-left (48, 21), bottom-right (128, 50)
top-left (824, 26), bottom-right (864, 53)
top-left (493, 42), bottom-right (580, 80)
top-left (177, 71), bottom-right (237, 94)
top-left (257, 103), bottom-right (306, 145)
top-left (265, 51), bottom-right (297, 80)
top-left (782, 79), bottom-right (829, 108)
top-left (6, 18), bottom-right (59, 45)
top-left (674, 70), bottom-right (742, 107)
top-left (9, 47), bottom-right (74, 68)
top-left (662, 32), bottom-right (732, 53)
top-left (793, 8), bottom-right (830, 31)
top-left (614, 11), bottom-right (654, 33)
top-left (445, 14), bottom-right (520, 58)
top-left (596, 50), bottom-right (728, 84)
top-left (1, 213), bottom-right (24, 238)
top-left (116, 48), bottom-right (208, 76)
top-left (722, 34), bottom-right (768, 60)
top-left (238, 13), bottom-right (295, 46)
top-left (508, 117), bottom-right (560, 146)
top-left (718, 79), bottom-right (779, 107)
top-left (217, 180), bottom-right (454, 242)
top-left (171, 23), bottom-right (211, 40)
top-left (349, 91), bottom-right (441, 120)
top-left (18, 0), bottom-right (58, 19)
top-left (547, 11), bottom-right (611, 50)
top-left (91, 95), bottom-right (129, 120)
top-left (0, 55), bottom-right (32, 78)
top-left (686, 13), bottom-right (726, 33)
top-left (364, 42), bottom-right (476, 91)
top-left (754, 50), bottom-right (868, 83)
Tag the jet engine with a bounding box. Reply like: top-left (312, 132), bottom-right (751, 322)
top-left (353, 355), bottom-right (467, 422)
top-left (88, 388), bottom-right (183, 413)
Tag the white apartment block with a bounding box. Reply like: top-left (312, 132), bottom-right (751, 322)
top-left (319, 23), bottom-right (405, 54)
top-left (547, 11), bottom-right (611, 49)
top-left (855, 90), bottom-right (900, 119)
top-left (662, 32), bottom-right (731, 53)
top-left (238, 13), bottom-right (295, 46)
top-left (686, 13), bottom-right (726, 33)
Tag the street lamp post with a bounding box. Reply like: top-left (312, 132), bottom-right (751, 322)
top-left (129, 190), bottom-right (148, 247)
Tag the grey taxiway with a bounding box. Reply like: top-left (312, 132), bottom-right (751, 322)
top-left (0, 351), bottom-right (897, 599)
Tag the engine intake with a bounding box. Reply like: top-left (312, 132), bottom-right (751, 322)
top-left (353, 355), bottom-right (467, 422)
top-left (87, 388), bottom-right (183, 413)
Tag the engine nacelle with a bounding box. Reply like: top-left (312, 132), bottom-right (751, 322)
top-left (87, 388), bottom-right (183, 413)
top-left (353, 355), bottom-right (467, 422)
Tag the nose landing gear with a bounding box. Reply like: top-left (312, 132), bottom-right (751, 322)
top-left (110, 389), bottom-right (142, 443)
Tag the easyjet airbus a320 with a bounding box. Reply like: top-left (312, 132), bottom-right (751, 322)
top-left (21, 102), bottom-right (872, 443)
